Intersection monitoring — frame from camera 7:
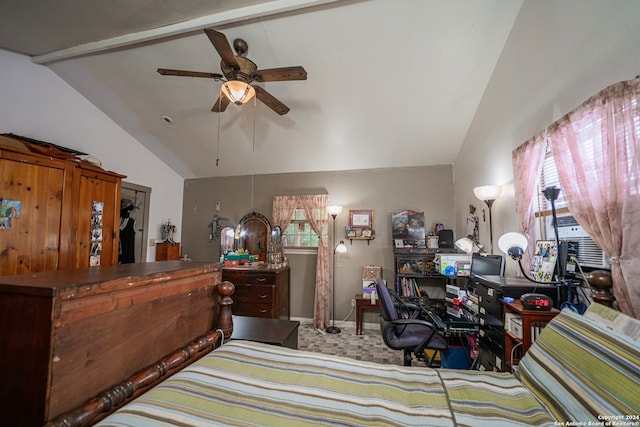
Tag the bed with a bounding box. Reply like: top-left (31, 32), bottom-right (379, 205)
top-left (47, 296), bottom-right (639, 426)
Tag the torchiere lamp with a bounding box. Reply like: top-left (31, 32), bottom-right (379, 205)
top-left (473, 185), bottom-right (502, 254)
top-left (326, 205), bottom-right (346, 334)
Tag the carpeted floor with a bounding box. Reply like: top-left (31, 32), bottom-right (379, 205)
top-left (297, 322), bottom-right (408, 366)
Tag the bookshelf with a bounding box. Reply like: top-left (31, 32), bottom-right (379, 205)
top-left (394, 248), bottom-right (466, 300)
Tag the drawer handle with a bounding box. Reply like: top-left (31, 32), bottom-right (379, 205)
top-left (258, 309), bottom-right (268, 313)
top-left (258, 294), bottom-right (269, 299)
top-left (256, 277), bottom-right (266, 282)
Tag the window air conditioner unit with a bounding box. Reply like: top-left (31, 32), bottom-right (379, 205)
top-left (546, 214), bottom-right (609, 269)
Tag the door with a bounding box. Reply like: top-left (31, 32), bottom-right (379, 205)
top-left (120, 182), bottom-right (151, 263)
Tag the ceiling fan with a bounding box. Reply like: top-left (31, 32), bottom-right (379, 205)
top-left (157, 28), bottom-right (307, 115)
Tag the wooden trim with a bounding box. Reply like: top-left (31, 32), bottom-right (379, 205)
top-left (534, 206), bottom-right (570, 218)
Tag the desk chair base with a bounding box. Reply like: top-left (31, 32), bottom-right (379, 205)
top-left (404, 349), bottom-right (441, 367)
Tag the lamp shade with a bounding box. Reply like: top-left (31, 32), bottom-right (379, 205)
top-left (473, 185), bottom-right (502, 201)
top-left (221, 81), bottom-right (255, 105)
top-left (336, 240), bottom-right (347, 253)
top-left (327, 205), bottom-right (343, 216)
top-left (455, 237), bottom-right (474, 254)
top-left (497, 232), bottom-right (528, 260)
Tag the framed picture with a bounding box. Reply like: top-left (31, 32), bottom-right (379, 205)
top-left (396, 256), bottom-right (426, 275)
top-left (349, 209), bottom-right (373, 229)
top-left (391, 210), bottom-right (426, 247)
top-left (362, 229), bottom-right (373, 238)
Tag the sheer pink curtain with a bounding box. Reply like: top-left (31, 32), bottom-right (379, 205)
top-left (548, 78), bottom-right (640, 318)
top-left (512, 135), bottom-right (546, 275)
top-left (272, 196), bottom-right (298, 235)
top-left (272, 195), bottom-right (331, 328)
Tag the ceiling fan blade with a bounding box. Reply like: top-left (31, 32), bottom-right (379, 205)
top-left (211, 93), bottom-right (231, 112)
top-left (157, 68), bottom-right (223, 79)
top-left (204, 28), bottom-right (239, 69)
top-left (251, 66), bottom-right (307, 82)
top-left (254, 86), bottom-right (290, 115)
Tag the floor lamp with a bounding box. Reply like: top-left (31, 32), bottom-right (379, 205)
top-left (326, 205), bottom-right (346, 334)
top-left (543, 186), bottom-right (562, 279)
top-left (473, 185), bottom-right (502, 254)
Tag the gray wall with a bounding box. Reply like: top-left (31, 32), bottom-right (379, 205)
top-left (182, 165), bottom-right (455, 322)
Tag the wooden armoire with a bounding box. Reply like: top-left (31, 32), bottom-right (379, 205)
top-left (0, 134), bottom-right (125, 275)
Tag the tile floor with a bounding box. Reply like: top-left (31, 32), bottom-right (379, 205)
top-left (297, 322), bottom-right (407, 366)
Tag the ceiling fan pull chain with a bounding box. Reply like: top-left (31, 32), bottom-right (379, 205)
top-left (216, 98), bottom-right (222, 166)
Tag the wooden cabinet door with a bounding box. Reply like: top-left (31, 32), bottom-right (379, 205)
top-left (71, 166), bottom-right (123, 268)
top-left (0, 151), bottom-right (74, 275)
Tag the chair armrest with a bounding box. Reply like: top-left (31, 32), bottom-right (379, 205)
top-left (389, 318), bottom-right (438, 330)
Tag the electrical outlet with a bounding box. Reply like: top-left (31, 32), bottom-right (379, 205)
top-left (351, 298), bottom-right (356, 307)
top-left (149, 238), bottom-right (155, 247)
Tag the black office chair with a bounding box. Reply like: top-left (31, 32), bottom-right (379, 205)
top-left (375, 278), bottom-right (448, 367)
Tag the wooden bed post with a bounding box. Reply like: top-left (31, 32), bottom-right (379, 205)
top-left (217, 280), bottom-right (234, 339)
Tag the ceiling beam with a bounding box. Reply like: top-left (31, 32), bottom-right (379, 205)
top-left (32, 0), bottom-right (344, 65)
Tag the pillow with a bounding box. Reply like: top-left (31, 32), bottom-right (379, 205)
top-left (518, 307), bottom-right (640, 422)
top-left (583, 302), bottom-right (640, 340)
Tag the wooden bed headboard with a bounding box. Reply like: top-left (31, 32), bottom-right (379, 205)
top-left (0, 261), bottom-right (234, 427)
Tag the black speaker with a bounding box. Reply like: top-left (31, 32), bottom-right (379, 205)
top-left (438, 229), bottom-right (454, 248)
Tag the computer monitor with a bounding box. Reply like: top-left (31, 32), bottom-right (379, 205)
top-left (470, 253), bottom-right (505, 277)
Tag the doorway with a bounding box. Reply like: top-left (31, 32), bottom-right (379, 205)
top-left (120, 182), bottom-right (151, 263)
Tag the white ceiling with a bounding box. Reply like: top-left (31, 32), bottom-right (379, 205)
top-left (0, 0), bottom-right (522, 179)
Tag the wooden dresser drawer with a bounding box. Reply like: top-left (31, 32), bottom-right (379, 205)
top-left (234, 303), bottom-right (275, 318)
top-left (222, 266), bottom-right (290, 319)
top-left (233, 283), bottom-right (274, 304)
top-left (224, 270), bottom-right (275, 285)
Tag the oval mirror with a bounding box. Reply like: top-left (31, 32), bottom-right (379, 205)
top-left (220, 226), bottom-right (235, 255)
top-left (238, 212), bottom-right (271, 262)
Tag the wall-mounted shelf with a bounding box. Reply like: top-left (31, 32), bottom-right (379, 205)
top-left (347, 236), bottom-right (375, 245)
top-left (345, 227), bottom-right (375, 245)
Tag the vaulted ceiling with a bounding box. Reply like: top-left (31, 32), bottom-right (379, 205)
top-left (0, 0), bottom-right (522, 178)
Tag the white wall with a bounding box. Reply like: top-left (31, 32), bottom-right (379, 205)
top-left (0, 49), bottom-right (184, 261)
top-left (453, 0), bottom-right (640, 275)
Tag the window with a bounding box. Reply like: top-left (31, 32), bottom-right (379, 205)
top-left (533, 143), bottom-right (567, 216)
top-left (534, 97), bottom-right (640, 218)
top-left (529, 103), bottom-right (640, 268)
top-left (282, 208), bottom-right (328, 248)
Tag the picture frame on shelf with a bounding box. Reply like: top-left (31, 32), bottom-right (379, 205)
top-left (362, 229), bottom-right (373, 238)
top-left (396, 256), bottom-right (426, 275)
top-left (391, 210), bottom-right (426, 247)
top-left (349, 209), bottom-right (373, 229)
top-left (345, 226), bottom-right (357, 238)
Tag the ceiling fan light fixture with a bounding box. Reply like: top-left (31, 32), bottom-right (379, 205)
top-left (221, 81), bottom-right (255, 105)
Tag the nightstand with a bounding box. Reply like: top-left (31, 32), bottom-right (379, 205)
top-left (356, 294), bottom-right (379, 335)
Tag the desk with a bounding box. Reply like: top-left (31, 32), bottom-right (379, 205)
top-left (355, 294), bottom-right (379, 335)
top-left (425, 302), bottom-right (479, 335)
top-left (423, 301), bottom-right (479, 369)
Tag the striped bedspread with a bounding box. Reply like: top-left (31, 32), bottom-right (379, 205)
top-left (96, 340), bottom-right (554, 427)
